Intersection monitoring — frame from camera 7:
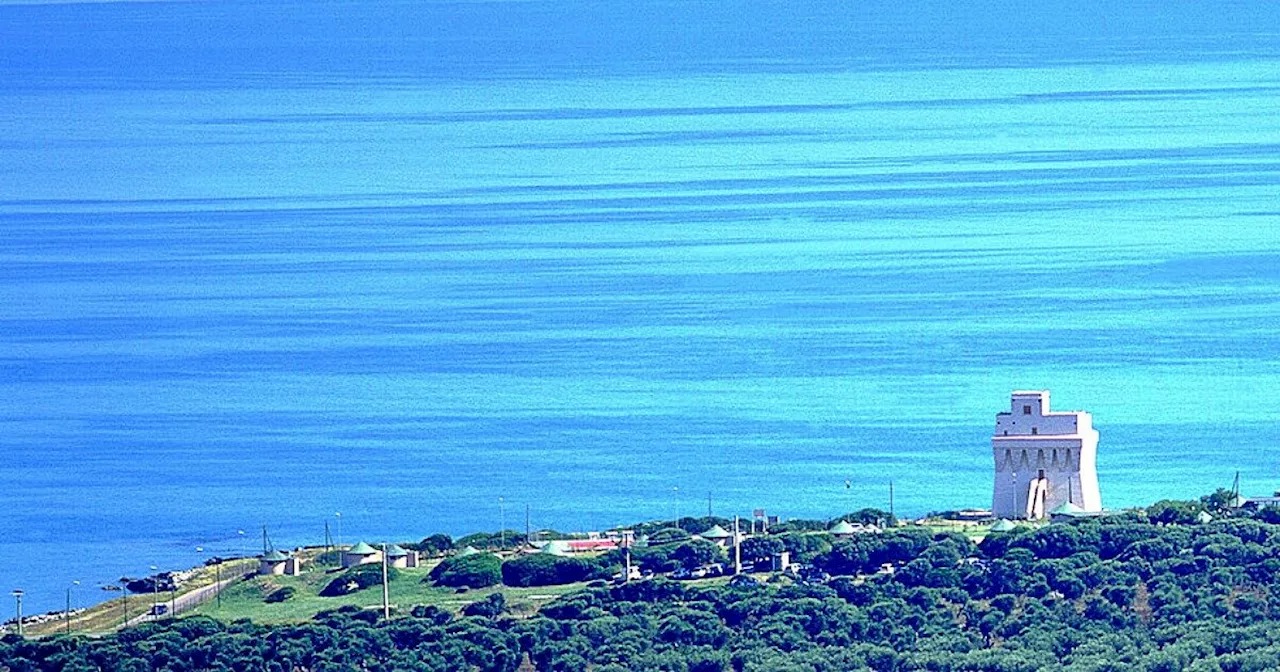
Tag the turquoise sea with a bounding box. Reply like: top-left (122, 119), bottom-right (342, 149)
top-left (3, 0), bottom-right (1280, 615)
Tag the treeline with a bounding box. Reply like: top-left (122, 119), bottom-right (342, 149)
top-left (422, 509), bottom-right (894, 590)
top-left (10, 495), bottom-right (1280, 670)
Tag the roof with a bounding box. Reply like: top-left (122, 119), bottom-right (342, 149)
top-left (261, 550), bottom-right (289, 562)
top-left (456, 545), bottom-right (481, 557)
top-left (386, 544), bottom-right (410, 557)
top-left (1196, 511), bottom-right (1214, 524)
top-left (1049, 502), bottom-right (1086, 516)
top-left (540, 540), bottom-right (570, 556)
top-left (566, 539), bottom-right (617, 551)
top-left (829, 521), bottom-right (857, 535)
top-left (990, 519), bottom-right (1017, 532)
top-left (346, 541), bottom-right (378, 555)
top-left (700, 525), bottom-right (732, 539)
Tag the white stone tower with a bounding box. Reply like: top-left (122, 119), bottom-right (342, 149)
top-left (992, 391), bottom-right (1100, 519)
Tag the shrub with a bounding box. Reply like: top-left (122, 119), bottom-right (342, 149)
top-left (462, 593), bottom-right (506, 618)
top-left (430, 553), bottom-right (502, 588)
top-left (320, 564), bottom-right (398, 597)
top-left (648, 527), bottom-right (692, 545)
top-left (411, 534), bottom-right (454, 556)
top-left (264, 586), bottom-right (296, 603)
top-left (501, 554), bottom-right (606, 587)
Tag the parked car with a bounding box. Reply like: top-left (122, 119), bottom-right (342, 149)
top-left (799, 566), bottom-right (830, 583)
top-left (149, 605), bottom-right (169, 616)
top-left (611, 566), bottom-right (643, 582)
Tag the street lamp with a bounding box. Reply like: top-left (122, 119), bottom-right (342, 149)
top-left (214, 557), bottom-right (223, 610)
top-left (672, 486), bottom-right (680, 524)
top-left (149, 566), bottom-right (160, 619)
top-left (119, 578), bottom-right (130, 627)
top-left (499, 497), bottom-right (506, 551)
top-left (335, 512), bottom-right (342, 551)
top-left (10, 590), bottom-right (22, 637)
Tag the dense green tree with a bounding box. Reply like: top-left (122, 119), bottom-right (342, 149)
top-left (671, 540), bottom-right (727, 570)
top-left (14, 494), bottom-right (1280, 672)
top-left (412, 534), bottom-right (454, 556)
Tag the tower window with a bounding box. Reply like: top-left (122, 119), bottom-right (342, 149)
top-left (1023, 405), bottom-right (1032, 415)
top-left (1031, 427), bottom-right (1038, 435)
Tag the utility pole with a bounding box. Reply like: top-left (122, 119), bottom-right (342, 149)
top-left (707, 491), bottom-right (713, 518)
top-left (65, 581), bottom-right (78, 635)
top-left (11, 590), bottom-right (22, 637)
top-left (889, 481), bottom-right (895, 526)
top-left (623, 535), bottom-right (632, 583)
top-left (499, 497), bottom-right (506, 550)
top-left (215, 560), bottom-right (222, 609)
top-left (733, 516), bottom-right (742, 575)
top-left (120, 579), bottom-right (130, 627)
top-left (380, 543), bottom-right (391, 620)
top-left (525, 503), bottom-right (532, 546)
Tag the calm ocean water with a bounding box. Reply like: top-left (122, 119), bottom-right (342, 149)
top-left (3, 0), bottom-right (1280, 615)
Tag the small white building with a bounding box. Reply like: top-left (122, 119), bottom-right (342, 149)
top-left (992, 391), bottom-right (1101, 520)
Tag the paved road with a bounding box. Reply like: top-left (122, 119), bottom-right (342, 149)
top-left (125, 574), bottom-right (245, 627)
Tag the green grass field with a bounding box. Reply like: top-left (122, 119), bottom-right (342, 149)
top-left (187, 567), bottom-right (589, 624)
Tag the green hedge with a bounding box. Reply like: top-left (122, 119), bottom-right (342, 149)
top-left (429, 553), bottom-right (502, 588)
top-left (501, 554), bottom-right (607, 587)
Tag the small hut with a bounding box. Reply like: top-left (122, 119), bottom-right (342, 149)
top-left (342, 541), bottom-right (382, 568)
top-left (699, 525), bottom-right (733, 548)
top-left (829, 520), bottom-right (857, 539)
top-left (539, 540), bottom-right (570, 556)
top-left (386, 544), bottom-right (420, 569)
top-left (990, 519), bottom-right (1017, 533)
top-left (259, 550), bottom-right (290, 576)
top-left (1048, 501), bottom-right (1087, 523)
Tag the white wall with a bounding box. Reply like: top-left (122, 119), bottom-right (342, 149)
top-left (991, 392), bottom-right (1101, 518)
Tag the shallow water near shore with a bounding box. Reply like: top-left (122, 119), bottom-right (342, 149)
top-left (3, 1), bottom-right (1280, 615)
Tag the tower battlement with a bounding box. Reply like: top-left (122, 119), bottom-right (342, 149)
top-left (991, 391), bottom-right (1101, 519)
